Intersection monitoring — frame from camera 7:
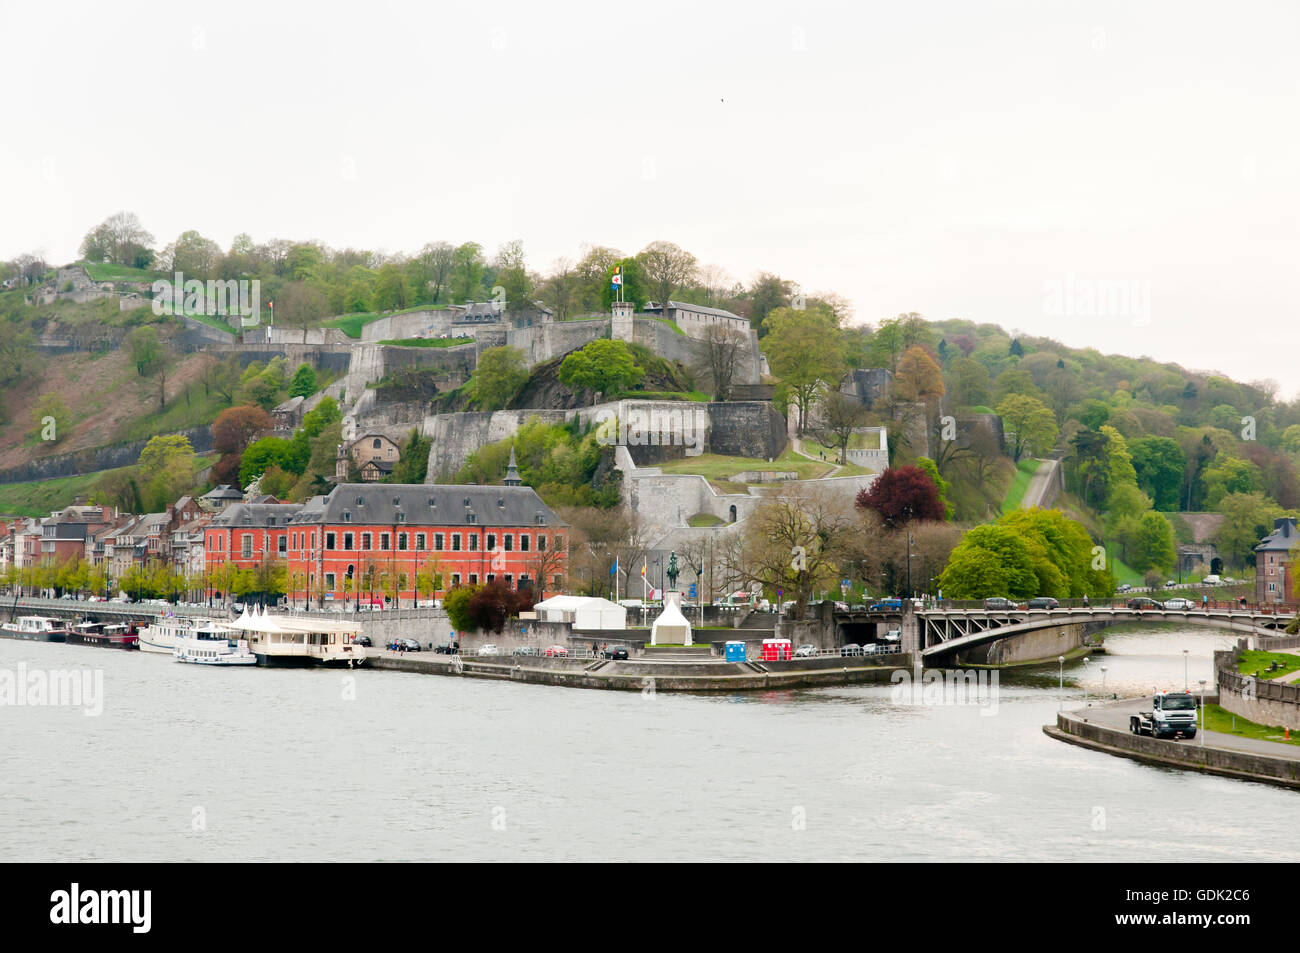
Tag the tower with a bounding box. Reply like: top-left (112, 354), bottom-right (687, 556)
top-left (611, 299), bottom-right (634, 342)
top-left (504, 446), bottom-right (522, 487)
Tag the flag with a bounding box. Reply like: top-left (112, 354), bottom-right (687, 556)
top-left (611, 265), bottom-right (623, 288)
top-left (641, 559), bottom-right (646, 578)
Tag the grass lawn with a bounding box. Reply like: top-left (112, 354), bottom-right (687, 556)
top-left (1235, 649), bottom-right (1300, 680)
top-left (1000, 457), bottom-right (1042, 513)
top-left (0, 467), bottom-right (133, 517)
top-left (377, 336), bottom-right (472, 348)
top-left (1201, 704), bottom-right (1300, 747)
top-left (325, 304), bottom-right (448, 338)
top-left (646, 316), bottom-right (685, 336)
top-left (180, 311), bottom-right (240, 335)
top-left (659, 448), bottom-right (835, 483)
top-left (81, 261), bottom-right (160, 282)
top-left (613, 389), bottom-right (710, 402)
top-left (688, 513), bottom-right (725, 527)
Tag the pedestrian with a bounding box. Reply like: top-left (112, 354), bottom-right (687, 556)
top-left (1202, 594), bottom-right (1208, 608)
top-left (1082, 594), bottom-right (1089, 607)
top-left (592, 640), bottom-right (599, 657)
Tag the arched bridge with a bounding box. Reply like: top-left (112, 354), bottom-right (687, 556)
top-left (914, 606), bottom-right (1294, 661)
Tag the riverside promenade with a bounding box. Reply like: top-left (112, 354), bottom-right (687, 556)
top-left (369, 648), bottom-right (907, 692)
top-left (1045, 696), bottom-right (1300, 790)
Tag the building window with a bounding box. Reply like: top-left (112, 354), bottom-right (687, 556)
top-left (435, 533), bottom-right (444, 552)
top-left (469, 534), bottom-right (478, 551)
top-left (451, 573), bottom-right (461, 586)
top-left (278, 536), bottom-right (287, 555)
top-left (344, 533), bottom-right (354, 551)
top-left (503, 534), bottom-right (513, 552)
top-left (362, 533), bottom-right (372, 550)
top-left (242, 535), bottom-right (253, 558)
top-left (416, 533), bottom-right (426, 551)
top-left (380, 533), bottom-right (390, 551)
top-left (325, 532), bottom-right (336, 551)
top-left (505, 574), bottom-right (514, 588)
top-left (520, 534), bottom-right (530, 552)
top-left (325, 572), bottom-right (336, 591)
top-left (469, 574), bottom-right (478, 585)
top-left (538, 535), bottom-right (547, 551)
top-left (399, 533), bottom-right (408, 551)
top-left (487, 534), bottom-right (496, 551)
top-left (452, 534), bottom-right (461, 552)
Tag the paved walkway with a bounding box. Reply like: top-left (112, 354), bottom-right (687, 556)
top-left (789, 436), bottom-right (844, 477)
top-left (1068, 696), bottom-right (1300, 761)
top-left (1020, 457), bottom-right (1060, 509)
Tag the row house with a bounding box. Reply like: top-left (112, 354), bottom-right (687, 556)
top-left (280, 480), bottom-right (567, 606)
top-left (1255, 517), bottom-right (1298, 605)
top-left (41, 504), bottom-right (116, 567)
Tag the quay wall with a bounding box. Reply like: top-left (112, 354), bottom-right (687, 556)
top-left (1216, 642), bottom-right (1300, 732)
top-left (1047, 707), bottom-right (1300, 791)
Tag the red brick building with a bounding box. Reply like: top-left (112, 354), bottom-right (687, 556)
top-left (283, 482), bottom-right (567, 607)
top-left (204, 502), bottom-right (302, 595)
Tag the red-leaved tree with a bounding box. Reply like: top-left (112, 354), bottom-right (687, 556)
top-left (467, 581), bottom-right (534, 633)
top-left (855, 465), bottom-right (945, 528)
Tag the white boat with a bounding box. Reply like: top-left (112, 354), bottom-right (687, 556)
top-left (228, 606), bottom-right (367, 667)
top-left (173, 621), bottom-right (256, 666)
top-left (0, 615), bottom-right (70, 642)
top-left (138, 615), bottom-right (216, 654)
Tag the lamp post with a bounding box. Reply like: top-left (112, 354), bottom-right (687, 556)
top-left (1058, 655), bottom-right (1065, 710)
top-left (1198, 678), bottom-right (1207, 745)
top-left (906, 532), bottom-right (915, 599)
top-left (1100, 665), bottom-right (1108, 698)
top-left (1183, 648), bottom-right (1189, 692)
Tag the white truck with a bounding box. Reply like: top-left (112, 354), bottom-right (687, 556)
top-left (1129, 691), bottom-right (1199, 739)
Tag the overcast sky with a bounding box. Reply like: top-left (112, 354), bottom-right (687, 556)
top-left (3, 1), bottom-right (1297, 396)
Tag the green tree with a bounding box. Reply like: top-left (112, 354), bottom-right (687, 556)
top-left (1130, 436), bottom-right (1185, 511)
top-left (374, 263), bottom-right (413, 311)
top-left (443, 584), bottom-right (481, 632)
top-left (451, 242), bottom-right (486, 302)
top-left (467, 346), bottom-right (528, 410)
top-left (289, 363), bottom-right (318, 399)
top-left (137, 435), bottom-right (197, 510)
top-left (1214, 492), bottom-right (1285, 568)
top-left (915, 457), bottom-right (953, 519)
top-left (761, 304), bottom-right (844, 434)
top-left (1201, 454), bottom-right (1260, 509)
top-left (996, 393), bottom-right (1058, 461)
top-left (937, 524), bottom-right (1039, 598)
top-left (559, 339), bottom-right (644, 396)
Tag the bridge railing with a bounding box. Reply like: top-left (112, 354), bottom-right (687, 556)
top-left (920, 598), bottom-right (1296, 614)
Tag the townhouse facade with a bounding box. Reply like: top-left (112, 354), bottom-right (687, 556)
top-left (1255, 516), bottom-right (1298, 605)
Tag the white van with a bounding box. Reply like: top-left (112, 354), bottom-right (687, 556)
top-left (1202, 574), bottom-right (1221, 586)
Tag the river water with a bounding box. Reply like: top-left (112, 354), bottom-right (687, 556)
top-left (2, 625), bottom-right (1297, 862)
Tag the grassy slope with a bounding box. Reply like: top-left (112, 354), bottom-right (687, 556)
top-left (1000, 458), bottom-right (1042, 513)
top-left (0, 467), bottom-right (133, 517)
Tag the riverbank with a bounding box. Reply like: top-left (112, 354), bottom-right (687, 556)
top-left (369, 650), bottom-right (908, 692)
top-left (1044, 695), bottom-right (1300, 791)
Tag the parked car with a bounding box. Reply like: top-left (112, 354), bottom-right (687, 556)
top-left (544, 644), bottom-right (569, 657)
top-left (794, 643), bottom-right (817, 657)
top-left (1115, 583), bottom-right (1133, 593)
top-left (434, 641), bottom-right (460, 654)
top-left (479, 644), bottom-right (501, 656)
top-left (1164, 597), bottom-right (1195, 610)
top-left (1027, 597), bottom-right (1060, 609)
top-left (840, 643), bottom-right (864, 656)
top-left (1127, 597), bottom-right (1162, 610)
top-left (354, 635), bottom-right (373, 648)
top-left (512, 646), bottom-right (537, 656)
top-left (388, 638), bottom-right (420, 652)
top-left (601, 644), bottom-right (630, 660)
top-left (1201, 574), bottom-right (1221, 586)
top-left (982, 597), bottom-right (1018, 611)
top-left (883, 628), bottom-right (902, 644)
top-left (870, 598), bottom-right (903, 611)
top-left (1164, 580), bottom-right (1177, 588)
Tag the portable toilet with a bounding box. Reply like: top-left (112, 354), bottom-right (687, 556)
top-left (724, 640), bottom-right (746, 662)
top-left (762, 638), bottom-right (793, 661)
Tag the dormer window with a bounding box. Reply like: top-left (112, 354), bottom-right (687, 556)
top-left (356, 496), bottom-right (364, 506)
top-left (393, 497), bottom-right (400, 507)
top-left (497, 498), bottom-right (505, 508)
top-left (464, 497), bottom-right (471, 507)
top-left (467, 513), bottom-right (477, 524)
top-left (536, 514), bottom-right (547, 526)
top-left (343, 511), bottom-right (352, 522)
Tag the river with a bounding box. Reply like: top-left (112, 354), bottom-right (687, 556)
top-left (2, 624), bottom-right (1297, 862)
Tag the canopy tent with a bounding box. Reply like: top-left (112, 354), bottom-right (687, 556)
top-left (227, 605), bottom-right (362, 635)
top-left (650, 595), bottom-right (692, 646)
top-left (533, 595), bottom-right (627, 631)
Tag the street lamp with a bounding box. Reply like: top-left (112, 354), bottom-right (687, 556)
top-left (1198, 678), bottom-right (1207, 746)
top-left (1058, 655), bottom-right (1065, 710)
top-left (1182, 648), bottom-right (1189, 692)
top-left (1100, 665), bottom-right (1108, 698)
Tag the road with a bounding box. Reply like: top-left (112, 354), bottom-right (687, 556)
top-left (1072, 695), bottom-right (1300, 761)
top-left (1020, 456), bottom-right (1060, 509)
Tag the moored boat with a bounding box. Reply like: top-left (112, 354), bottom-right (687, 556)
top-left (67, 621), bottom-right (139, 650)
top-left (228, 606), bottom-right (367, 667)
top-left (0, 615), bottom-right (70, 642)
top-left (138, 614), bottom-right (215, 654)
top-left (173, 621), bottom-right (256, 666)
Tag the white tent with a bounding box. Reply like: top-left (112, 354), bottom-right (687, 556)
top-left (533, 595), bottom-right (627, 631)
top-left (651, 594), bottom-right (692, 646)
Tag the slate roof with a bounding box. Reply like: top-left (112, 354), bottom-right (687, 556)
top-left (645, 300), bottom-right (744, 321)
top-left (211, 503), bottom-right (303, 528)
top-left (289, 483), bottom-right (565, 529)
top-left (1256, 518), bottom-right (1299, 553)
